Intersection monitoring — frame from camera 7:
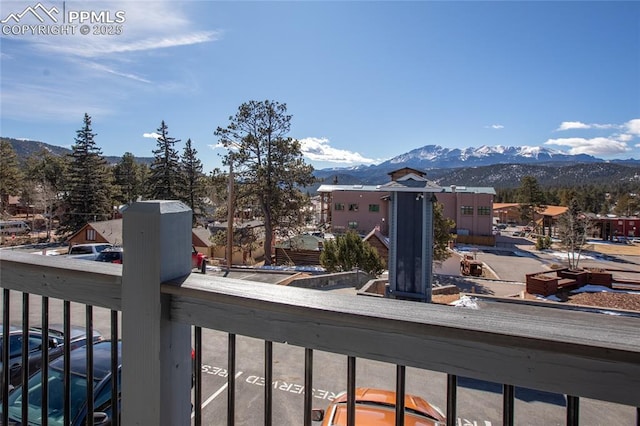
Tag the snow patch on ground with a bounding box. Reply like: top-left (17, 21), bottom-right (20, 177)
top-left (449, 295), bottom-right (479, 309)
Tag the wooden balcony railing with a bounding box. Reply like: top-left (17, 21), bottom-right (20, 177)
top-left (1, 200), bottom-right (639, 425)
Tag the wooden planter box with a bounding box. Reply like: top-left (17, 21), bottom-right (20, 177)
top-left (526, 274), bottom-right (559, 296)
top-left (586, 268), bottom-right (613, 287)
top-left (557, 269), bottom-right (588, 286)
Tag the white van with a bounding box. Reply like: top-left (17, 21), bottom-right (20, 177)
top-left (0, 220), bottom-right (31, 236)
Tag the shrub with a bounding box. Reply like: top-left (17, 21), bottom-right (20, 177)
top-left (320, 231), bottom-right (385, 276)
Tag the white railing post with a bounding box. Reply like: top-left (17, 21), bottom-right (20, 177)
top-left (121, 201), bottom-right (192, 425)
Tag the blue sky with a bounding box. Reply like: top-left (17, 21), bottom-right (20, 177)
top-left (1, 1), bottom-right (639, 172)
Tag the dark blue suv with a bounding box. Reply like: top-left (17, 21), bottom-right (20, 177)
top-left (0, 324), bottom-right (102, 396)
top-left (4, 340), bottom-right (121, 426)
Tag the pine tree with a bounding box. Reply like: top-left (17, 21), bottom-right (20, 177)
top-left (147, 121), bottom-right (184, 200)
top-left (516, 176), bottom-right (545, 225)
top-left (113, 152), bottom-right (148, 205)
top-left (214, 100), bottom-right (316, 265)
top-left (320, 231), bottom-right (385, 276)
top-left (181, 138), bottom-right (207, 225)
top-left (0, 140), bottom-right (23, 218)
top-left (433, 202), bottom-right (455, 263)
top-left (60, 113), bottom-right (112, 234)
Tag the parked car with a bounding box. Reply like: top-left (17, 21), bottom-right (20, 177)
top-left (3, 340), bottom-right (121, 426)
top-left (312, 387), bottom-right (446, 426)
top-left (95, 246), bottom-right (123, 264)
top-left (67, 243), bottom-right (113, 261)
top-left (0, 220), bottom-right (31, 236)
top-left (2, 340), bottom-right (196, 425)
top-left (192, 246), bottom-right (208, 273)
top-left (0, 324), bottom-right (102, 395)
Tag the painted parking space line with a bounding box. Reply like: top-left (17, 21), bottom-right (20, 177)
top-left (192, 371), bottom-right (244, 419)
top-left (196, 366), bottom-right (493, 425)
top-left (457, 420), bottom-right (492, 426)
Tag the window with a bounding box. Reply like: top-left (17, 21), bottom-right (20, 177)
top-left (461, 206), bottom-right (474, 215)
top-left (86, 229), bottom-right (96, 241)
top-left (334, 203), bottom-right (344, 211)
top-left (368, 204), bottom-right (380, 212)
top-left (348, 221), bottom-right (358, 229)
top-left (477, 206), bottom-right (491, 216)
top-left (348, 204), bottom-right (359, 212)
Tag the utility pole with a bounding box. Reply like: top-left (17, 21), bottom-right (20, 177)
top-left (226, 162), bottom-right (235, 270)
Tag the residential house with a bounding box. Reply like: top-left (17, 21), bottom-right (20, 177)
top-left (67, 218), bottom-right (216, 254)
top-left (363, 226), bottom-right (390, 266)
top-left (67, 218), bottom-right (123, 247)
top-left (192, 227), bottom-right (215, 258)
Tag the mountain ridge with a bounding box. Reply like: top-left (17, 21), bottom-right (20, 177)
top-left (2, 137), bottom-right (154, 165)
top-left (4, 137), bottom-right (639, 189)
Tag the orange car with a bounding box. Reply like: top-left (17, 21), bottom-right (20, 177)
top-left (312, 387), bottom-right (446, 426)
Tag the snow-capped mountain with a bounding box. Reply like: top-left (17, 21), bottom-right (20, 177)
top-left (311, 143), bottom-right (640, 188)
top-left (382, 144), bottom-right (599, 169)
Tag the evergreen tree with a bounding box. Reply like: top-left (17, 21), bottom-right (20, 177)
top-left (613, 193), bottom-right (639, 217)
top-left (181, 138), bottom-right (207, 225)
top-left (433, 202), bottom-right (455, 263)
top-left (516, 176), bottom-right (545, 224)
top-left (320, 231), bottom-right (385, 276)
top-left (214, 100), bottom-right (316, 266)
top-left (0, 140), bottom-right (23, 218)
top-left (60, 113), bottom-right (112, 234)
top-left (113, 152), bottom-right (148, 205)
top-left (147, 120), bottom-right (184, 200)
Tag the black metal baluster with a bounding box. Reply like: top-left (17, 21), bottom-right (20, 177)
top-left (41, 296), bottom-right (49, 426)
top-left (566, 395), bottom-right (579, 426)
top-left (446, 374), bottom-right (457, 426)
top-left (2, 289), bottom-right (10, 426)
top-left (86, 305), bottom-right (94, 426)
top-left (21, 293), bottom-right (29, 424)
top-left (395, 365), bottom-right (406, 426)
top-left (503, 384), bottom-right (515, 426)
top-left (110, 310), bottom-right (119, 426)
top-left (347, 356), bottom-right (356, 426)
top-left (194, 326), bottom-right (202, 426)
top-left (63, 301), bottom-right (71, 425)
top-left (228, 333), bottom-right (236, 426)
top-left (304, 348), bottom-right (313, 426)
top-left (264, 340), bottom-right (273, 426)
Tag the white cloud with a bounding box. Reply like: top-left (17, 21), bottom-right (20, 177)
top-left (142, 132), bottom-right (160, 140)
top-left (299, 137), bottom-right (377, 164)
top-left (556, 121), bottom-right (590, 131)
top-left (625, 118), bottom-right (640, 136)
top-left (43, 31), bottom-right (219, 58)
top-left (82, 61), bottom-right (151, 83)
top-left (1, 1), bottom-right (221, 58)
top-left (544, 137), bottom-right (630, 156)
top-left (556, 121), bottom-right (618, 131)
top-left (0, 1), bottom-right (219, 120)
top-left (485, 124), bottom-right (504, 130)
